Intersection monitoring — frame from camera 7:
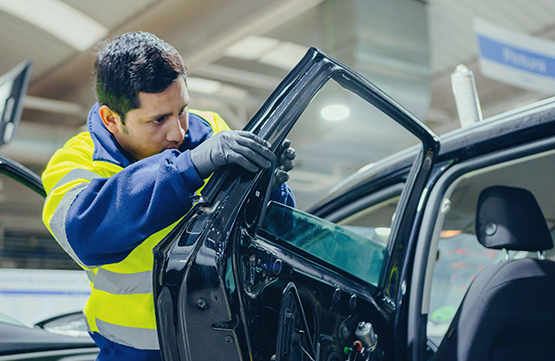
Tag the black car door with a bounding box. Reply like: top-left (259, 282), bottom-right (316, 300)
top-left (154, 48), bottom-right (440, 361)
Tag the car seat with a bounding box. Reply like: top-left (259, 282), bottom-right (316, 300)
top-left (432, 185), bottom-right (555, 361)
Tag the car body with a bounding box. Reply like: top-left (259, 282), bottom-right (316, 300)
top-left (0, 314), bottom-right (97, 361)
top-left (154, 48), bottom-right (555, 361)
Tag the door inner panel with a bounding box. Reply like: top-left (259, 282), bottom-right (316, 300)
top-left (238, 230), bottom-right (386, 361)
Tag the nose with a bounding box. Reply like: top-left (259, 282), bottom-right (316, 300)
top-left (166, 116), bottom-right (185, 143)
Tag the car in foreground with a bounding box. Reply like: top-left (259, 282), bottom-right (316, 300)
top-left (154, 48), bottom-right (555, 361)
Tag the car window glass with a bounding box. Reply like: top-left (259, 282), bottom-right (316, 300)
top-left (286, 79), bottom-right (419, 210)
top-left (260, 201), bottom-right (387, 286)
top-left (259, 76), bottom-right (421, 286)
top-left (0, 172), bottom-right (89, 327)
top-left (337, 196), bottom-right (400, 245)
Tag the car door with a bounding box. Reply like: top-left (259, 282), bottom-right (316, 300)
top-left (154, 48), bottom-right (440, 361)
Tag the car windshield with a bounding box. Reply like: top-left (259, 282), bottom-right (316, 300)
top-left (260, 201), bottom-right (387, 286)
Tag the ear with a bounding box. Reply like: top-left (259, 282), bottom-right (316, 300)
top-left (99, 105), bottom-right (122, 134)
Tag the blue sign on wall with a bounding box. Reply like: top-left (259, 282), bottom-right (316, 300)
top-left (475, 18), bottom-right (555, 94)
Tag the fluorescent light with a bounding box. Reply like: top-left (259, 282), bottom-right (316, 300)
top-left (187, 78), bottom-right (223, 94)
top-left (321, 105), bottom-right (350, 120)
top-left (375, 228), bottom-right (391, 237)
top-left (224, 36), bottom-right (280, 61)
top-left (224, 36), bottom-right (308, 70)
top-left (0, 0), bottom-right (108, 51)
top-left (187, 77), bottom-right (249, 99)
top-left (258, 41), bottom-right (307, 70)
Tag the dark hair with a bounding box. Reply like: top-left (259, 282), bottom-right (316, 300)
top-left (94, 31), bottom-right (187, 122)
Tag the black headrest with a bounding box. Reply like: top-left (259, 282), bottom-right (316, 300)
top-left (476, 186), bottom-right (553, 251)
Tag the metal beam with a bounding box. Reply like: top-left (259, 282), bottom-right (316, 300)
top-left (23, 96), bottom-right (85, 116)
top-left (193, 64), bottom-right (281, 91)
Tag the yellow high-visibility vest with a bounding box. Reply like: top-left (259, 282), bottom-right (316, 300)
top-left (42, 109), bottom-right (229, 349)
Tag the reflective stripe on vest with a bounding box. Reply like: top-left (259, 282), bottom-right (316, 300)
top-left (94, 269), bottom-right (152, 295)
top-left (48, 169), bottom-right (102, 267)
top-left (84, 220), bottom-right (178, 350)
top-left (50, 182), bottom-right (91, 267)
top-left (85, 270), bottom-right (96, 283)
top-left (96, 318), bottom-right (159, 350)
top-left (51, 168), bottom-right (101, 192)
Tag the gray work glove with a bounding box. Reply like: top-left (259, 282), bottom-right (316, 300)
top-left (190, 130), bottom-right (275, 179)
top-left (271, 139), bottom-right (296, 190)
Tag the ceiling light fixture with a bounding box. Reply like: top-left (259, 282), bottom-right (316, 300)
top-left (224, 36), bottom-right (280, 61)
top-left (321, 105), bottom-right (350, 120)
top-left (375, 228), bottom-right (391, 237)
top-left (257, 41), bottom-right (307, 70)
top-left (225, 36), bottom-right (307, 70)
top-left (0, 0), bottom-right (108, 51)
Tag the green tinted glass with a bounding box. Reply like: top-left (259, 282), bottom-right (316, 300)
top-left (261, 201), bottom-right (386, 286)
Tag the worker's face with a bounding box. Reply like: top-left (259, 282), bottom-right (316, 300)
top-left (113, 78), bottom-right (190, 161)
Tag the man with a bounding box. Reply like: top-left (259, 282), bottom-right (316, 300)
top-left (42, 31), bottom-right (295, 360)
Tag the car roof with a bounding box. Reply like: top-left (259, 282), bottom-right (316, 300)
top-left (310, 95), bottom-right (555, 213)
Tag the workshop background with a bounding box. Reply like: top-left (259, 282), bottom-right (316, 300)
top-left (1, 0), bottom-right (555, 325)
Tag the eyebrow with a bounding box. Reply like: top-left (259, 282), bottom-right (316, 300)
top-left (144, 104), bottom-right (189, 122)
top-left (145, 112), bottom-right (172, 122)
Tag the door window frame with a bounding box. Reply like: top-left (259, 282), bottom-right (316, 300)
top-left (242, 48), bottom-right (440, 299)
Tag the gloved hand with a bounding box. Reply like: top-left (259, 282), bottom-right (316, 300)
top-left (190, 130), bottom-right (275, 179)
top-left (271, 139), bottom-right (296, 190)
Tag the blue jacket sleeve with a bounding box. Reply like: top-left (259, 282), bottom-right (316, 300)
top-left (270, 183), bottom-right (296, 208)
top-left (65, 149), bottom-right (204, 266)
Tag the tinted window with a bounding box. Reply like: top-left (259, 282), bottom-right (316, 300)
top-left (338, 195), bottom-right (400, 246)
top-left (269, 77), bottom-right (420, 285)
top-left (261, 201), bottom-right (386, 286)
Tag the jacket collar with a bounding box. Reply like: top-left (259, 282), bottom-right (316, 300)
top-left (88, 103), bottom-right (133, 167)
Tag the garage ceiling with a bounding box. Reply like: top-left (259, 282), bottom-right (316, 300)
top-left (0, 0), bottom-right (554, 208)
